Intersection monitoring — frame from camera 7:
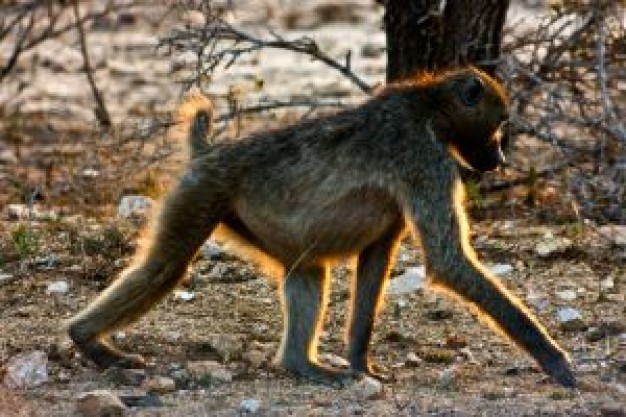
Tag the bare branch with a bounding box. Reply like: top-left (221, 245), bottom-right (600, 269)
top-left (72, 0), bottom-right (112, 129)
top-left (161, 8), bottom-right (373, 94)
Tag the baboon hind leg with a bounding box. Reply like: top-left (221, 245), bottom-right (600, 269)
top-left (279, 265), bottom-right (352, 385)
top-left (68, 182), bottom-right (225, 368)
top-left (347, 224), bottom-right (404, 379)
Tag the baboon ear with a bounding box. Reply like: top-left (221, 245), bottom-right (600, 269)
top-left (458, 76), bottom-right (484, 107)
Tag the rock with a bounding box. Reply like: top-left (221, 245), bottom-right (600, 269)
top-left (239, 398), bottom-right (261, 414)
top-left (117, 195), bottom-right (154, 220)
top-left (555, 289), bottom-right (577, 301)
top-left (143, 376), bottom-right (176, 394)
top-left (206, 333), bottom-right (245, 361)
top-left (556, 307), bottom-right (586, 331)
top-left (526, 289), bottom-right (549, 312)
top-left (600, 402), bottom-right (626, 417)
top-left (0, 149), bottom-right (17, 164)
top-left (75, 390), bottom-right (126, 417)
top-left (319, 353), bottom-right (350, 369)
top-left (187, 360), bottom-right (233, 383)
top-left (387, 267), bottom-right (425, 295)
top-left (405, 352), bottom-right (422, 367)
top-left (535, 237), bottom-right (573, 257)
top-left (598, 225), bottom-right (626, 247)
top-left (173, 289), bottom-right (195, 302)
top-left (601, 277), bottom-right (615, 292)
top-left (4, 350), bottom-right (48, 388)
top-left (0, 273), bottom-right (15, 285)
top-left (81, 168), bottom-right (100, 179)
top-left (585, 321), bottom-right (626, 343)
top-left (438, 366), bottom-right (457, 388)
top-left (489, 263), bottom-right (514, 276)
top-left (46, 280), bottom-right (69, 295)
top-left (6, 203), bottom-right (31, 220)
top-left (350, 375), bottom-right (382, 400)
top-left (200, 240), bottom-right (226, 260)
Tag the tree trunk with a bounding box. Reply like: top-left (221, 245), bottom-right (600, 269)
top-left (384, 0), bottom-right (509, 82)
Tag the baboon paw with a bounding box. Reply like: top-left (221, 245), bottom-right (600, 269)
top-left (72, 338), bottom-right (146, 369)
top-left (351, 364), bottom-right (391, 382)
top-left (285, 362), bottom-right (356, 388)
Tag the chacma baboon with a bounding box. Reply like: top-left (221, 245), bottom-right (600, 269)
top-left (67, 67), bottom-right (575, 387)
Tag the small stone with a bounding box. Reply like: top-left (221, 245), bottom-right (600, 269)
top-left (600, 402), bottom-right (626, 417)
top-left (526, 289), bottom-right (549, 312)
top-left (46, 280), bottom-right (69, 295)
top-left (117, 195), bottom-right (154, 220)
top-left (0, 149), bottom-right (17, 164)
top-left (0, 273), bottom-right (15, 285)
top-left (143, 375), bottom-right (176, 394)
top-left (556, 307), bottom-right (586, 331)
top-left (81, 168), bottom-right (100, 178)
top-left (169, 367), bottom-right (190, 388)
top-left (187, 360), bottom-right (233, 383)
top-left (319, 353), bottom-right (350, 369)
top-left (6, 203), bottom-right (31, 220)
top-left (387, 267), bottom-right (425, 295)
top-left (200, 240), bottom-right (226, 260)
top-left (489, 263), bottom-right (514, 276)
top-left (240, 398), bottom-right (261, 414)
top-left (438, 366), bottom-right (457, 387)
top-left (458, 347), bottom-right (478, 364)
top-left (351, 375), bottom-right (382, 400)
top-left (405, 352), bottom-right (422, 367)
top-left (206, 334), bottom-right (245, 361)
top-left (585, 321), bottom-right (626, 343)
top-left (601, 277), bottom-right (615, 291)
top-left (598, 225), bottom-right (626, 247)
top-left (75, 390), bottom-right (126, 417)
top-left (535, 237), bottom-right (573, 257)
top-left (173, 290), bottom-right (195, 301)
top-left (556, 289), bottom-right (577, 301)
top-left (4, 350), bottom-right (48, 388)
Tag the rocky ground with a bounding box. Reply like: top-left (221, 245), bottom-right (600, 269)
top-left (0, 1), bottom-right (624, 416)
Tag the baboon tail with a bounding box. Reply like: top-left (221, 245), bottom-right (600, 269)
top-left (176, 90), bottom-right (213, 159)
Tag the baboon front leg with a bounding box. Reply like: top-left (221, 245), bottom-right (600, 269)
top-left (279, 265), bottom-right (352, 385)
top-left (411, 184), bottom-right (575, 387)
top-left (68, 180), bottom-right (225, 368)
top-left (347, 224), bottom-right (404, 378)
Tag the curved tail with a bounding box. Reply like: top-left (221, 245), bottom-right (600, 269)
top-left (176, 90), bottom-right (213, 159)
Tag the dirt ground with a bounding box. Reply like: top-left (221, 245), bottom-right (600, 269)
top-left (0, 1), bottom-right (624, 416)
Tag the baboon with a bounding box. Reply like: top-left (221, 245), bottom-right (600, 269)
top-left (67, 67), bottom-right (575, 387)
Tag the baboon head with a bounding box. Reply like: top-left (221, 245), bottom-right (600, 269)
top-left (430, 68), bottom-right (509, 172)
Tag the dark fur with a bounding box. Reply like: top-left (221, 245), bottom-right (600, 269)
top-left (67, 68), bottom-right (575, 387)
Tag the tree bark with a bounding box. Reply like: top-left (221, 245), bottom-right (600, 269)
top-left (384, 0), bottom-right (509, 82)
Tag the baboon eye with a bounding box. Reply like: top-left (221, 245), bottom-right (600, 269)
top-left (459, 77), bottom-right (484, 107)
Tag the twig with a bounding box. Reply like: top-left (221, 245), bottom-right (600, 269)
top-left (162, 12), bottom-right (372, 94)
top-left (72, 0), bottom-right (112, 129)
